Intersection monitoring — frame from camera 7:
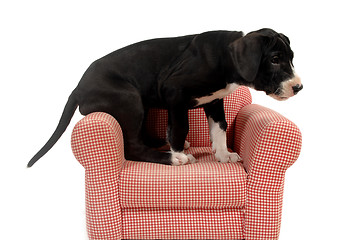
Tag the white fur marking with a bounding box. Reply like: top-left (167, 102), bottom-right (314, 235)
top-left (195, 83), bottom-right (240, 106)
top-left (208, 117), bottom-right (241, 163)
top-left (270, 73), bottom-right (302, 101)
top-left (170, 149), bottom-right (196, 166)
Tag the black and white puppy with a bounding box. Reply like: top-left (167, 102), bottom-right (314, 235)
top-left (28, 28), bottom-right (302, 167)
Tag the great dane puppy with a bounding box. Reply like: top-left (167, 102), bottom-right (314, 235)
top-left (28, 28), bottom-right (302, 167)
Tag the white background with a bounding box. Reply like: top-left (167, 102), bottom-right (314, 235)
top-left (1, 0), bottom-right (360, 239)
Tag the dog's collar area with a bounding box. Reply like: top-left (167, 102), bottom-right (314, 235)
top-left (194, 83), bottom-right (240, 106)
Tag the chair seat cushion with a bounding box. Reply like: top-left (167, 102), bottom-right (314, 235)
top-left (119, 147), bottom-right (247, 209)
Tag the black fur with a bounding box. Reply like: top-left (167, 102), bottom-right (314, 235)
top-left (28, 28), bottom-right (299, 167)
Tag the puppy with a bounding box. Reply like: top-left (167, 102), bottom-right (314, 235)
top-left (28, 28), bottom-right (302, 167)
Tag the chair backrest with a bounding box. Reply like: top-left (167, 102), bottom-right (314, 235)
top-left (145, 86), bottom-right (252, 148)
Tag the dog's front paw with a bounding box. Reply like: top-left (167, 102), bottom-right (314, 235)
top-left (215, 151), bottom-right (242, 163)
top-left (171, 152), bottom-right (196, 166)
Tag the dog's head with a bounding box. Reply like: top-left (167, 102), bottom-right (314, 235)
top-left (229, 28), bottom-right (302, 100)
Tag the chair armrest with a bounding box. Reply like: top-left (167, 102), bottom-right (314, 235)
top-left (71, 112), bottom-right (125, 171)
top-left (233, 104), bottom-right (302, 239)
top-left (71, 112), bottom-right (124, 239)
top-left (234, 104), bottom-right (302, 174)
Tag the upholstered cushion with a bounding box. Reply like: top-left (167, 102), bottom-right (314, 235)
top-left (119, 147), bottom-right (247, 209)
top-left (145, 86), bottom-right (252, 147)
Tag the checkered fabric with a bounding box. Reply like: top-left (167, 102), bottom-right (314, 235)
top-left (120, 147), bottom-right (247, 209)
top-left (234, 104), bottom-right (302, 240)
top-left (122, 208), bottom-right (244, 240)
top-left (71, 113), bottom-right (124, 240)
top-left (71, 86), bottom-right (302, 240)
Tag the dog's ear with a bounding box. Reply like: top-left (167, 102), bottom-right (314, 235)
top-left (229, 33), bottom-right (265, 82)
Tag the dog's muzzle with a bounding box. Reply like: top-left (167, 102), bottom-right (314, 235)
top-left (270, 74), bottom-right (302, 101)
top-left (292, 84), bottom-right (303, 95)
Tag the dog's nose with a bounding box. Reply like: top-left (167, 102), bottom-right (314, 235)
top-left (292, 84), bottom-right (303, 95)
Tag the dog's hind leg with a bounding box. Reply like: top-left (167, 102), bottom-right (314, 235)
top-left (141, 110), bottom-right (191, 151)
top-left (79, 84), bottom-right (172, 165)
top-left (112, 92), bottom-right (173, 164)
top-left (167, 107), bottom-right (196, 165)
top-left (141, 109), bottom-right (169, 149)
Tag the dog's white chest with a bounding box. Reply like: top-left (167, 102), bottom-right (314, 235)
top-left (195, 83), bottom-right (240, 106)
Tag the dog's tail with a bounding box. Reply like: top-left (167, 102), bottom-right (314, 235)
top-left (27, 90), bottom-right (78, 168)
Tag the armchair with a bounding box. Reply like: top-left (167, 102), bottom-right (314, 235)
top-left (71, 86), bottom-right (302, 240)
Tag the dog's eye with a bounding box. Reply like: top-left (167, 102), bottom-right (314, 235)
top-left (271, 56), bottom-right (280, 64)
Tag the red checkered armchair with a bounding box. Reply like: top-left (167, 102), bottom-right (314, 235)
top-left (71, 86), bottom-right (302, 240)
